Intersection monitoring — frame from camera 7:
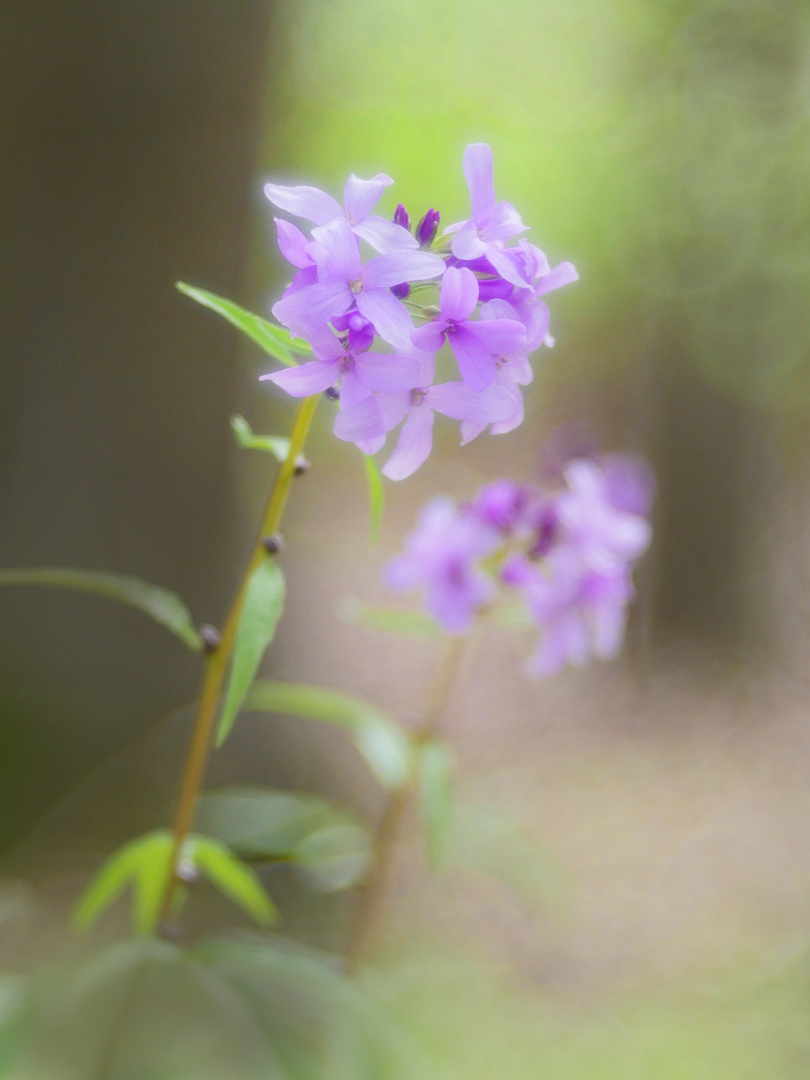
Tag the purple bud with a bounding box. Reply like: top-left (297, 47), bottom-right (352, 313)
top-left (393, 203), bottom-right (410, 231)
top-left (390, 282), bottom-right (411, 300)
top-left (325, 386), bottom-right (340, 400)
top-left (415, 208), bottom-right (440, 248)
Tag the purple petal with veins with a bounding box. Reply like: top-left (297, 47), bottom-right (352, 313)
top-left (264, 182), bottom-right (343, 225)
top-left (261, 357), bottom-right (341, 397)
top-left (440, 266), bottom-right (479, 321)
top-left (382, 404), bottom-right (435, 481)
top-left (343, 173), bottom-right (392, 222)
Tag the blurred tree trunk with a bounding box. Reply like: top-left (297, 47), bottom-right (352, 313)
top-left (0, 2), bottom-right (276, 849)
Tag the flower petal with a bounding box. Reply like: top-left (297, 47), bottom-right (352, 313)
top-left (382, 404), bottom-right (435, 480)
top-left (534, 261), bottom-right (579, 296)
top-left (459, 420), bottom-right (486, 445)
top-left (484, 244), bottom-right (534, 288)
top-left (362, 250), bottom-right (446, 289)
top-left (356, 288), bottom-right (414, 348)
top-left (479, 201), bottom-right (527, 243)
top-left (260, 358), bottom-right (341, 397)
top-left (275, 219), bottom-right (313, 269)
top-left (353, 352), bottom-right (421, 392)
top-left (352, 216), bottom-right (418, 253)
top-left (343, 173), bottom-right (393, 222)
top-left (333, 395), bottom-right (386, 444)
top-left (310, 217), bottom-right (362, 284)
top-left (272, 281), bottom-right (353, 336)
top-left (264, 182), bottom-right (343, 226)
top-left (464, 318), bottom-right (526, 358)
top-left (426, 380), bottom-right (514, 422)
top-left (410, 321), bottom-right (448, 354)
top-left (447, 326), bottom-right (498, 391)
top-left (450, 219), bottom-right (488, 261)
top-left (440, 266), bottom-right (479, 322)
top-left (463, 143), bottom-right (497, 220)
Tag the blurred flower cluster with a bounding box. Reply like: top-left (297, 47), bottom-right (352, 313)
top-left (262, 144), bottom-right (577, 478)
top-left (385, 454), bottom-right (655, 675)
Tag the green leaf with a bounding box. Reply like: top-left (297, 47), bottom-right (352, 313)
top-left (230, 415), bottom-right (291, 462)
top-left (0, 568), bottom-right (202, 652)
top-left (362, 453), bottom-right (384, 545)
top-left (176, 282), bottom-right (310, 366)
top-left (73, 829), bottom-right (174, 935)
top-left (417, 741), bottom-right (455, 870)
top-left (336, 595), bottom-right (444, 639)
top-left (216, 559), bottom-right (286, 746)
top-left (198, 786), bottom-right (347, 858)
top-left (197, 786), bottom-right (371, 893)
top-left (291, 823), bottom-right (371, 893)
top-left (243, 680), bottom-right (413, 790)
top-left (184, 834), bottom-right (278, 926)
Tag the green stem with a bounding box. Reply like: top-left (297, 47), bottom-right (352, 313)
top-left (160, 394), bottom-right (319, 922)
top-left (345, 634), bottom-right (469, 970)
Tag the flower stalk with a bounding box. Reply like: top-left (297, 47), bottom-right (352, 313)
top-left (161, 393), bottom-right (319, 920)
top-left (346, 633), bottom-right (469, 970)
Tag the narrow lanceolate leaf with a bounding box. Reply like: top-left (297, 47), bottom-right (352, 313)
top-left (0, 568), bottom-right (202, 652)
top-left (337, 595), bottom-right (444, 639)
top-left (417, 741), bottom-right (455, 871)
top-left (216, 560), bottom-right (286, 746)
top-left (184, 835), bottom-right (278, 926)
top-left (243, 681), bottom-right (413, 790)
top-left (73, 829), bottom-right (174, 935)
top-left (230, 415), bottom-right (291, 462)
top-left (176, 282), bottom-right (310, 366)
top-left (362, 453), bottom-right (384, 545)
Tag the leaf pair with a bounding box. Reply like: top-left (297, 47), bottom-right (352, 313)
top-left (73, 829), bottom-right (277, 935)
top-left (198, 786), bottom-right (371, 893)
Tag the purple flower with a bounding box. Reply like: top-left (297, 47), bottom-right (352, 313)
top-left (272, 217), bottom-right (445, 349)
top-left (333, 377), bottom-right (514, 479)
top-left (443, 144), bottom-right (529, 287)
top-left (265, 173), bottom-right (417, 254)
top-left (260, 321), bottom-right (421, 454)
top-left (415, 208), bottom-right (441, 248)
top-left (410, 266), bottom-right (525, 392)
top-left (507, 550), bottom-right (636, 676)
top-left (385, 497), bottom-right (502, 633)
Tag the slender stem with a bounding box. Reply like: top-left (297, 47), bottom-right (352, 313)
top-left (346, 633), bottom-right (469, 970)
top-left (161, 394), bottom-right (319, 919)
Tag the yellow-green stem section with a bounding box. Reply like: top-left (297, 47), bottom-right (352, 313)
top-left (163, 394), bottom-right (319, 916)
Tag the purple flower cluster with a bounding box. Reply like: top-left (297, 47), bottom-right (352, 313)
top-left (261, 145), bottom-right (577, 480)
top-left (384, 454), bottom-right (654, 676)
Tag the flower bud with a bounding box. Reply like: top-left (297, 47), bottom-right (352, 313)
top-left (325, 386), bottom-right (340, 400)
top-left (393, 203), bottom-right (410, 231)
top-left (415, 208), bottom-right (440, 247)
top-left (390, 282), bottom-right (411, 300)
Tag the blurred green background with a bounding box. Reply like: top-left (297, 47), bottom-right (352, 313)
top-left (2, 0), bottom-right (810, 1076)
